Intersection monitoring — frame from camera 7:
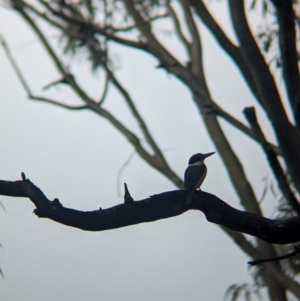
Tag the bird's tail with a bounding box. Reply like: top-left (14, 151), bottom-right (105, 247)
top-left (186, 189), bottom-right (194, 205)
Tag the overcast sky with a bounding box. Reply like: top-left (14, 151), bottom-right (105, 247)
top-left (0, 1), bottom-right (286, 300)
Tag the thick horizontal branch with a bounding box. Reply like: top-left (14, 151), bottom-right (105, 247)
top-left (1, 176), bottom-right (300, 244)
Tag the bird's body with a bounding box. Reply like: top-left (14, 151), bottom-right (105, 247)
top-left (184, 152), bottom-right (215, 205)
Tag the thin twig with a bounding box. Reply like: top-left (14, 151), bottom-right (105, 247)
top-left (180, 0), bottom-right (202, 76)
top-left (43, 74), bottom-right (74, 91)
top-left (105, 12), bottom-right (169, 33)
top-left (0, 34), bottom-right (32, 94)
top-left (97, 72), bottom-right (109, 106)
top-left (29, 95), bottom-right (88, 110)
top-left (203, 102), bottom-right (281, 156)
top-left (117, 151), bottom-right (135, 196)
top-left (188, 0), bottom-right (262, 105)
top-left (167, 2), bottom-right (191, 56)
top-left (105, 65), bottom-right (166, 159)
top-left (0, 200), bottom-right (6, 212)
top-left (248, 245), bottom-right (300, 266)
top-left (122, 0), bottom-right (179, 67)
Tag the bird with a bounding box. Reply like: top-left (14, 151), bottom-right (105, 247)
top-left (184, 152), bottom-right (215, 205)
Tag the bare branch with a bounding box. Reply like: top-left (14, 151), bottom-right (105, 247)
top-left (42, 74), bottom-right (74, 91)
top-left (15, 5), bottom-right (67, 76)
top-left (2, 176), bottom-right (300, 245)
top-left (0, 34), bottom-right (32, 95)
top-left (206, 102), bottom-right (282, 156)
top-left (167, 2), bottom-right (191, 57)
top-left (82, 38), bottom-right (182, 187)
top-left (105, 66), bottom-right (166, 160)
top-left (122, 0), bottom-right (181, 68)
top-left (1, 174), bottom-right (300, 297)
top-left (117, 152), bottom-right (135, 196)
top-left (105, 12), bottom-right (169, 33)
top-left (123, 183), bottom-right (134, 204)
top-left (179, 0), bottom-right (203, 77)
top-left (244, 107), bottom-right (300, 214)
top-left (29, 95), bottom-right (88, 110)
top-left (188, 0), bottom-right (262, 106)
top-left (219, 227), bottom-right (299, 297)
top-left (97, 72), bottom-right (109, 106)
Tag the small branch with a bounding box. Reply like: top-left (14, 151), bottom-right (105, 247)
top-left (97, 72), bottom-right (109, 106)
top-left (188, 0), bottom-right (262, 105)
top-left (243, 107), bottom-right (300, 214)
top-left (2, 173), bottom-right (300, 295)
top-left (43, 74), bottom-right (74, 91)
top-left (248, 245), bottom-right (300, 266)
top-left (180, 0), bottom-right (203, 77)
top-left (122, 0), bottom-right (154, 43)
top-left (122, 0), bottom-right (180, 68)
top-left (90, 105), bottom-right (183, 188)
top-left (0, 34), bottom-right (32, 95)
top-left (0, 200), bottom-right (6, 212)
top-left (29, 95), bottom-right (88, 110)
top-left (105, 12), bottom-right (169, 33)
top-left (117, 151), bottom-right (135, 196)
top-left (16, 6), bottom-right (67, 76)
top-left (167, 3), bottom-right (191, 57)
top-left (105, 66), bottom-right (165, 159)
top-left (124, 183), bottom-right (134, 204)
top-left (207, 103), bottom-right (282, 156)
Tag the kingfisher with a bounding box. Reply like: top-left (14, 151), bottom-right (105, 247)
top-left (184, 152), bottom-right (215, 205)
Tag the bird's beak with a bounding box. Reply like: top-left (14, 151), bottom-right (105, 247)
top-left (203, 152), bottom-right (215, 159)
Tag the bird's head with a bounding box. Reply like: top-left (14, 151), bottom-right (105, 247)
top-left (188, 152), bottom-right (215, 165)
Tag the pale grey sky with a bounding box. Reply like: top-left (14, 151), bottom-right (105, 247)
top-left (0, 1), bottom-right (283, 300)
